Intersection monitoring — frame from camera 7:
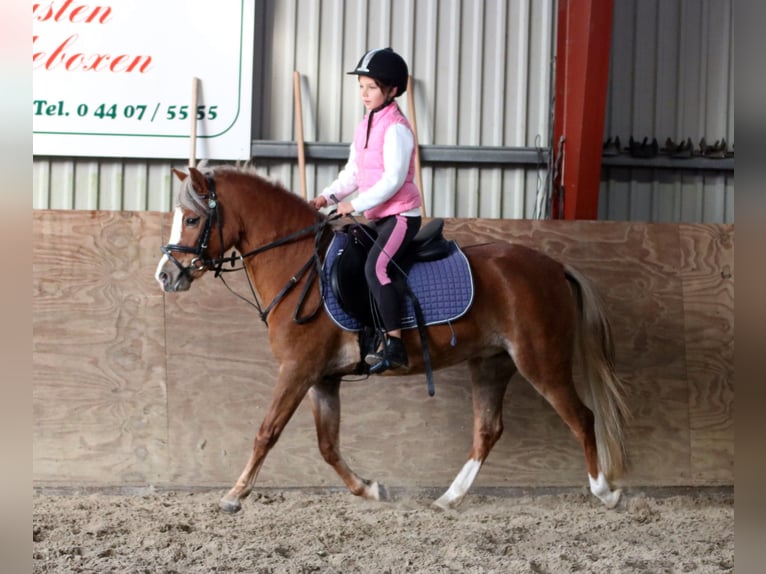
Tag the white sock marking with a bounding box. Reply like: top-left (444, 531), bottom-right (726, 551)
top-left (434, 459), bottom-right (482, 508)
top-left (589, 471), bottom-right (621, 509)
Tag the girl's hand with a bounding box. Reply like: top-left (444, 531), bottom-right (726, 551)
top-left (309, 195), bottom-right (328, 210)
top-left (337, 201), bottom-right (355, 216)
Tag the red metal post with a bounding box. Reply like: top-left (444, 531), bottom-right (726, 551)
top-left (552, 0), bottom-right (614, 220)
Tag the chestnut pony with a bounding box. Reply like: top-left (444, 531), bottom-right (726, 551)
top-left (155, 165), bottom-right (629, 513)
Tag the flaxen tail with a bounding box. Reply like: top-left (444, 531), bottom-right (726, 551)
top-left (565, 265), bottom-right (630, 480)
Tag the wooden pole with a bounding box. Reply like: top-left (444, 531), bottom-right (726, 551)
top-left (189, 77), bottom-right (199, 168)
top-left (293, 71), bottom-right (307, 200)
top-left (406, 75), bottom-right (426, 217)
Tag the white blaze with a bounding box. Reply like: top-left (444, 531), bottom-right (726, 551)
top-left (154, 208), bottom-right (184, 285)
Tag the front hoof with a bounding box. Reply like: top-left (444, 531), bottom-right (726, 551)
top-left (360, 480), bottom-right (392, 502)
top-left (219, 498), bottom-right (242, 513)
top-left (219, 496), bottom-right (242, 513)
top-left (220, 485), bottom-right (252, 513)
top-left (432, 497), bottom-right (456, 511)
top-left (376, 482), bottom-right (392, 502)
top-left (218, 492), bottom-right (244, 514)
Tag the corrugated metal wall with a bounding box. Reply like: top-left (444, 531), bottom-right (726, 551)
top-left (253, 0), bottom-right (555, 219)
top-left (32, 0), bottom-right (734, 223)
top-left (33, 159), bottom-right (180, 211)
top-left (599, 0), bottom-right (734, 222)
top-left (34, 0), bottom-right (555, 217)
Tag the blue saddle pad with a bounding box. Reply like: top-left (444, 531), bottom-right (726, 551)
top-left (321, 231), bottom-right (474, 331)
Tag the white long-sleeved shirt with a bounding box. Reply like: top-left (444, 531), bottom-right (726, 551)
top-left (320, 122), bottom-right (420, 216)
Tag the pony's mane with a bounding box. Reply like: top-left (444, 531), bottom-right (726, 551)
top-left (176, 163), bottom-right (296, 215)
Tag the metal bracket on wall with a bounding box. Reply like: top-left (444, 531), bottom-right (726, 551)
top-left (601, 155), bottom-right (734, 173)
top-left (251, 140), bottom-right (731, 173)
top-left (251, 140), bottom-right (550, 167)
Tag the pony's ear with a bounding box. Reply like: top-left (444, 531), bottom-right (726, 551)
top-left (171, 168), bottom-right (188, 182)
top-left (188, 167), bottom-right (210, 197)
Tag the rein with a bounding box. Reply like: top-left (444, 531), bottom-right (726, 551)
top-left (216, 218), bottom-right (332, 325)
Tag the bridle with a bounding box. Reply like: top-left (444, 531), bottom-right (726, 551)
top-left (161, 174), bottom-right (223, 283)
top-left (160, 173), bottom-right (336, 325)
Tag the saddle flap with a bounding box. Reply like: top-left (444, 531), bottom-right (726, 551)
top-left (328, 232), bottom-right (375, 326)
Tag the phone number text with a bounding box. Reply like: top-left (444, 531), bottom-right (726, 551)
top-left (33, 100), bottom-right (219, 121)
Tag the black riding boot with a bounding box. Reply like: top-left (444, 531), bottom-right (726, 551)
top-left (365, 335), bottom-right (408, 373)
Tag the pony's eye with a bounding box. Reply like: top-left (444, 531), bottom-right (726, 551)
top-left (185, 216), bottom-right (201, 227)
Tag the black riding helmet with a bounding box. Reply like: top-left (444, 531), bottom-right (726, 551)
top-left (347, 47), bottom-right (408, 97)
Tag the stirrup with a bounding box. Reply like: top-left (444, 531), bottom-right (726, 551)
top-left (365, 336), bottom-right (408, 372)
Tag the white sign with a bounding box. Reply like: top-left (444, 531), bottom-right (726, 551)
top-left (32, 0), bottom-right (255, 160)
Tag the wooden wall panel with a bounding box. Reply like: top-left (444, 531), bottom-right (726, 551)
top-left (445, 220), bottom-right (694, 486)
top-left (32, 212), bottom-right (734, 489)
top-left (33, 211), bottom-right (168, 483)
top-left (679, 225), bottom-right (734, 483)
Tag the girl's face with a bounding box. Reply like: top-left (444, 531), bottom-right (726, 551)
top-left (358, 76), bottom-right (394, 110)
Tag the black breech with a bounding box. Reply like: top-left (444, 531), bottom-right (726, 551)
top-left (364, 214), bottom-right (421, 331)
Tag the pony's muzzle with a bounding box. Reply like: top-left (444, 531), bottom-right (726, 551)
top-left (157, 269), bottom-right (190, 292)
top-left (155, 257), bottom-right (193, 292)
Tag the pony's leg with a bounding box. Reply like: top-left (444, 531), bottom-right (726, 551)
top-left (551, 385), bottom-right (621, 508)
top-left (308, 378), bottom-right (389, 501)
top-left (219, 362), bottom-right (316, 513)
top-left (523, 365), bottom-right (621, 509)
top-left (433, 354), bottom-right (514, 510)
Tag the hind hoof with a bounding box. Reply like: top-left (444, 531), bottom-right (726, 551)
top-left (589, 472), bottom-right (622, 509)
top-left (602, 488), bottom-right (622, 509)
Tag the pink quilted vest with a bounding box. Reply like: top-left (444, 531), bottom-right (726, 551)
top-left (353, 103), bottom-right (421, 220)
